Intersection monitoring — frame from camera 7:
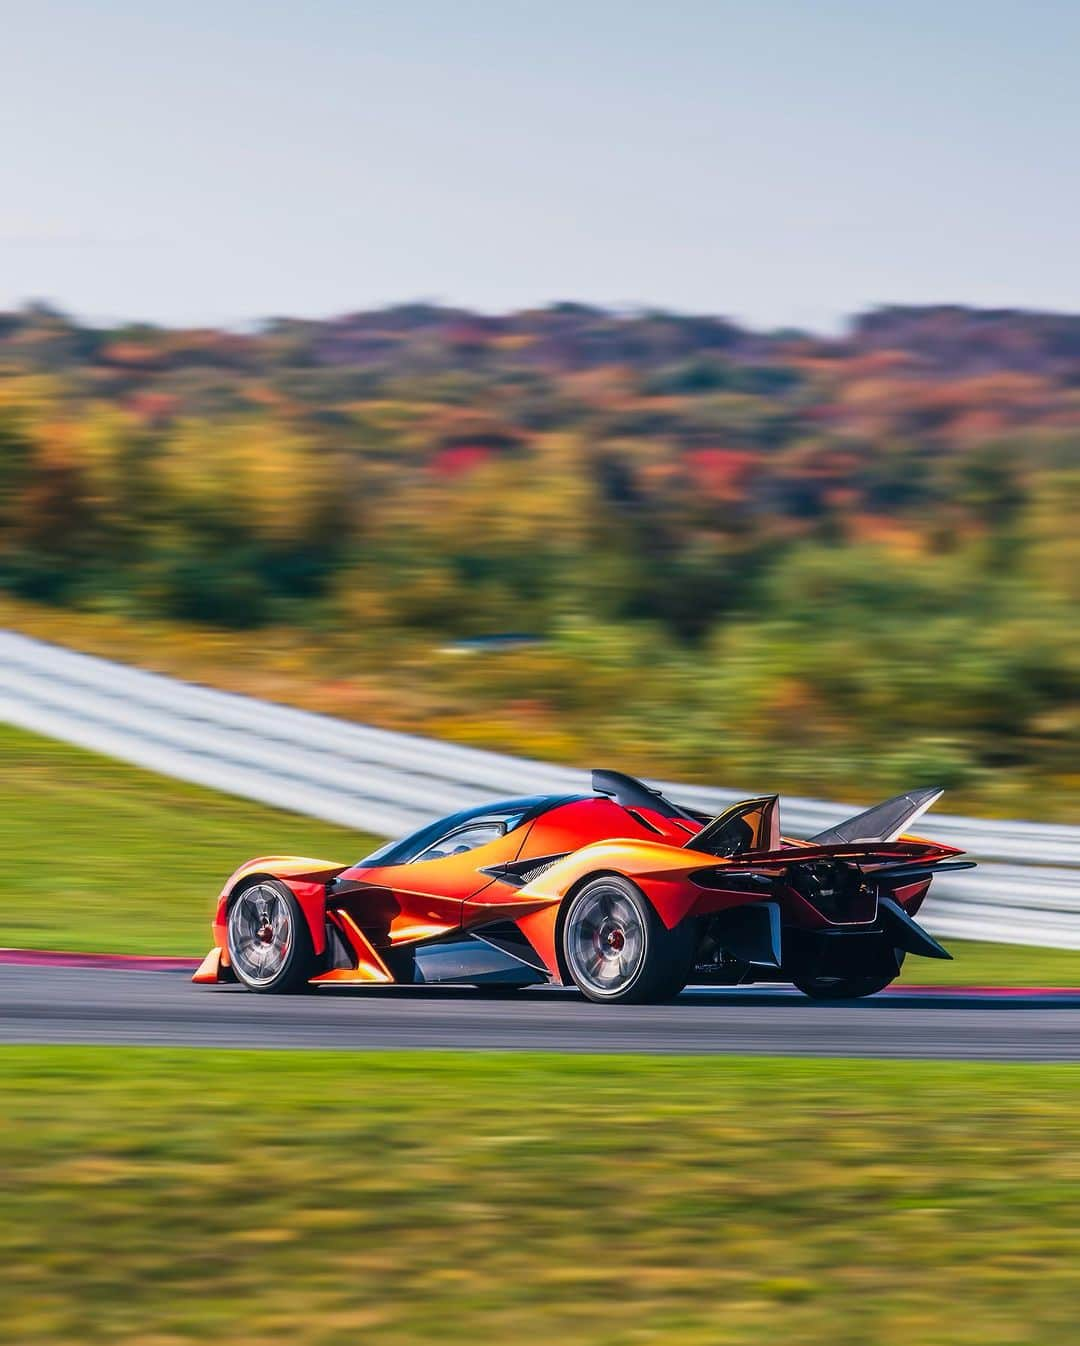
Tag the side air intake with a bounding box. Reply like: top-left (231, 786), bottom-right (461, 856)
top-left (480, 853), bottom-right (570, 890)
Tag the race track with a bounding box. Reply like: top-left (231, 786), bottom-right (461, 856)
top-left (2, 963), bottom-right (1078, 1061)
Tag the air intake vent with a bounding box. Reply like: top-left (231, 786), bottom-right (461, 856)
top-left (479, 852), bottom-right (570, 889)
top-left (518, 856), bottom-right (563, 882)
top-left (625, 808), bottom-right (664, 835)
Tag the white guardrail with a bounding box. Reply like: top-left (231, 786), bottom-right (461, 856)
top-left (1, 629), bottom-right (1077, 950)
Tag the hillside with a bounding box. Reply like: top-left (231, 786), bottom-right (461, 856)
top-left (0, 301), bottom-right (1077, 815)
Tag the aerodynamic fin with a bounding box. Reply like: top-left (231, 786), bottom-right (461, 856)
top-left (808, 787), bottom-right (944, 846)
top-left (710, 901), bottom-right (783, 967)
top-left (591, 769), bottom-right (695, 821)
top-left (686, 795), bottom-right (780, 855)
top-left (871, 859), bottom-right (976, 884)
top-left (878, 897), bottom-right (953, 959)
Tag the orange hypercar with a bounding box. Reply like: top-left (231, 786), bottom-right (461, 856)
top-left (194, 770), bottom-right (971, 1002)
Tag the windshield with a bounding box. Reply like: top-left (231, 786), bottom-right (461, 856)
top-left (355, 795), bottom-right (579, 868)
top-left (412, 820), bottom-right (507, 862)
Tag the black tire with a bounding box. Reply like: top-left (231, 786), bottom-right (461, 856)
top-left (793, 952), bottom-right (905, 1001)
top-left (653, 961), bottom-right (693, 1003)
top-left (226, 879), bottom-right (317, 994)
top-left (562, 875), bottom-right (695, 1005)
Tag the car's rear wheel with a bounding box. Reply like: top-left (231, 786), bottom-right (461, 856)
top-left (793, 953), bottom-right (905, 1001)
top-left (563, 876), bottom-right (694, 1004)
top-left (226, 880), bottom-right (316, 993)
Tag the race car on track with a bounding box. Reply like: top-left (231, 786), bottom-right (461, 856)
top-left (193, 770), bottom-right (972, 1002)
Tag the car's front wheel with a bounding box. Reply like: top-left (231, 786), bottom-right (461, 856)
top-left (562, 876), bottom-right (694, 1004)
top-left (226, 880), bottom-right (316, 993)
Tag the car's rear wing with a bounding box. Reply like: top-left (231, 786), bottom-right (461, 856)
top-left (687, 785), bottom-right (949, 858)
top-left (807, 787), bottom-right (944, 845)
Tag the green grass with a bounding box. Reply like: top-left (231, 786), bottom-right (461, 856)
top-left (0, 1047), bottom-right (1077, 1345)
top-left (898, 939), bottom-right (1080, 988)
top-left (0, 720), bottom-right (1076, 984)
top-left (0, 723), bottom-right (376, 955)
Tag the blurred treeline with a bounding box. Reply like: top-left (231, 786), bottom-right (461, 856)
top-left (1, 300), bottom-right (1078, 813)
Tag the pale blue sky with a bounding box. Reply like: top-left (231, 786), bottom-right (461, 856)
top-left (2, 1), bottom-right (1077, 330)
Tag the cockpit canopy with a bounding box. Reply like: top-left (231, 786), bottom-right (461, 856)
top-left (356, 795), bottom-right (580, 868)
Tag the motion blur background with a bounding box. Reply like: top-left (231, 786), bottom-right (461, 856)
top-left (2, 7), bottom-right (1079, 1346)
top-left (2, 0), bottom-right (1080, 821)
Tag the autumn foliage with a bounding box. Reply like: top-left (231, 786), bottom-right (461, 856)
top-left (1, 300), bottom-right (1077, 814)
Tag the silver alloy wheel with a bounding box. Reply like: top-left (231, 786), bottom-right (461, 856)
top-left (565, 882), bottom-right (647, 998)
top-left (227, 883), bottom-right (293, 987)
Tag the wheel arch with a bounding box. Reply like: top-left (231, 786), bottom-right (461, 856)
top-left (223, 872), bottom-right (329, 958)
top-left (555, 868), bottom-right (697, 1004)
top-left (552, 868), bottom-right (651, 985)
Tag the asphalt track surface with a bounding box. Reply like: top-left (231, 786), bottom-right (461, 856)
top-left (2, 961), bottom-right (1079, 1060)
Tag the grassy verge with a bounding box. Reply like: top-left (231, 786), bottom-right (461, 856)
top-left (0, 723), bottom-right (375, 955)
top-left (0, 719), bottom-right (1075, 983)
top-left (897, 939), bottom-right (1079, 988)
top-left (0, 1047), bottom-right (1077, 1345)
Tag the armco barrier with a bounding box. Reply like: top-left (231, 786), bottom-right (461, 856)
top-left (1, 629), bottom-right (1077, 950)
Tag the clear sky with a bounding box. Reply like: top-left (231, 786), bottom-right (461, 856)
top-left (2, 0), bottom-right (1078, 331)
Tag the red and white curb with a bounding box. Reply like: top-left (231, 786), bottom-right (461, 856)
top-left (0, 948), bottom-right (199, 972)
